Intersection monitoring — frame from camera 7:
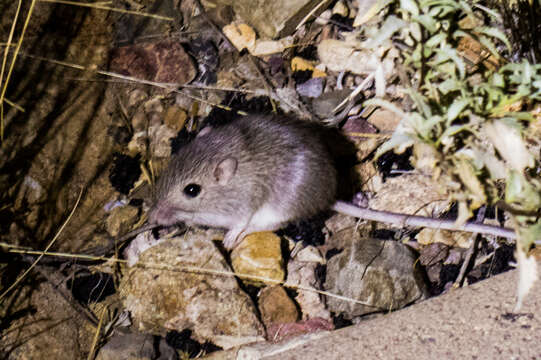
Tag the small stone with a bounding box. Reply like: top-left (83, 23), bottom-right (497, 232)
top-left (251, 37), bottom-right (294, 56)
top-left (222, 23), bottom-right (256, 52)
top-left (143, 97), bottom-right (163, 115)
top-left (163, 106), bottom-right (188, 132)
top-left (369, 174), bottom-right (449, 217)
top-left (266, 317), bottom-right (334, 343)
top-left (258, 285), bottom-right (299, 328)
top-left (287, 259), bottom-right (331, 320)
top-left (96, 332), bottom-right (177, 360)
top-left (366, 107), bottom-right (401, 132)
top-left (110, 40), bottom-right (196, 84)
top-left (231, 232), bottom-right (285, 286)
top-left (295, 245), bottom-right (325, 263)
top-left (324, 234), bottom-right (428, 318)
top-left (225, 0), bottom-right (329, 39)
top-left (416, 228), bottom-right (474, 248)
top-left (418, 242), bottom-right (449, 267)
top-left (310, 89), bottom-right (352, 119)
top-left (324, 213), bottom-right (359, 235)
top-left (315, 9), bottom-right (332, 25)
top-left (296, 77), bottom-right (325, 98)
top-left (128, 89), bottom-right (148, 108)
top-left (332, 1), bottom-right (349, 17)
top-left (105, 205), bottom-right (140, 237)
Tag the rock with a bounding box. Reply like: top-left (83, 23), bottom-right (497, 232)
top-left (163, 106), bottom-right (188, 133)
top-left (216, 0), bottom-right (329, 39)
top-left (128, 124), bottom-right (177, 158)
top-left (368, 174), bottom-right (449, 217)
top-left (287, 249), bottom-right (331, 320)
top-left (332, 1), bottom-right (349, 17)
top-left (324, 213), bottom-right (359, 236)
top-left (416, 228), bottom-right (473, 248)
top-left (96, 332), bottom-right (177, 360)
top-left (291, 57), bottom-right (326, 77)
top-left (250, 37), bottom-right (295, 56)
top-left (317, 38), bottom-right (398, 77)
top-left (418, 242), bottom-right (449, 267)
top-left (310, 89), bottom-right (352, 119)
top-left (266, 317), bottom-right (334, 343)
top-left (296, 77), bottom-right (325, 98)
top-left (110, 40), bottom-right (196, 84)
top-left (258, 286), bottom-right (299, 329)
top-left (324, 232), bottom-right (428, 318)
top-left (231, 232), bottom-right (285, 286)
top-left (119, 229), bottom-right (265, 349)
top-left (366, 108), bottom-right (401, 132)
top-left (105, 204), bottom-right (140, 237)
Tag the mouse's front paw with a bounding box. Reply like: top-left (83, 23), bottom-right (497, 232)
top-left (223, 228), bottom-right (246, 249)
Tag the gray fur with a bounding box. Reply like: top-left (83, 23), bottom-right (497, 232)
top-left (148, 114), bottom-right (337, 248)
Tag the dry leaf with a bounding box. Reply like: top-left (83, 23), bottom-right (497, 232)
top-left (223, 23), bottom-right (256, 52)
top-left (484, 120), bottom-right (534, 172)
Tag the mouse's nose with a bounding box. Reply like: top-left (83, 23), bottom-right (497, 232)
top-left (148, 203), bottom-right (177, 226)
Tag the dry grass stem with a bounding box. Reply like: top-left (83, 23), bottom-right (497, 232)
top-left (38, 0), bottom-right (174, 21)
top-left (0, 188), bottom-right (84, 303)
top-left (3, 98), bottom-right (25, 112)
top-left (0, 0), bottom-right (34, 140)
top-left (3, 246), bottom-right (377, 308)
top-left (87, 305), bottom-right (108, 360)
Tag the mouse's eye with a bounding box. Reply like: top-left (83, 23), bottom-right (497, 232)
top-left (183, 183), bottom-right (201, 198)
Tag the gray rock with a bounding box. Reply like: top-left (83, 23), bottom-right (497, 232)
top-left (324, 231), bottom-right (428, 318)
top-left (310, 89), bottom-right (352, 119)
top-left (97, 332), bottom-right (177, 360)
top-left (214, 0), bottom-right (327, 39)
top-left (296, 77), bottom-right (325, 98)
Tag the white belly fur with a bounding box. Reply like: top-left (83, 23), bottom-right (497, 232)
top-left (247, 203), bottom-right (289, 232)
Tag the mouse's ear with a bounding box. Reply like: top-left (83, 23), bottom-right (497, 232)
top-left (214, 157), bottom-right (238, 185)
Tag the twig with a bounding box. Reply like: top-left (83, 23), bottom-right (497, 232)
top-left (454, 206), bottom-right (487, 288)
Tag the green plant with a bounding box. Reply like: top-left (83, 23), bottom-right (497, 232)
top-left (367, 1), bottom-right (541, 261)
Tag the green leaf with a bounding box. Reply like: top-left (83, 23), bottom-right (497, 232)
top-left (375, 131), bottom-right (416, 159)
top-left (426, 33), bottom-right (447, 47)
top-left (406, 89), bottom-right (432, 118)
top-left (400, 0), bottom-right (419, 16)
top-left (505, 170), bottom-right (541, 211)
top-left (477, 35), bottom-right (501, 60)
top-left (491, 73), bottom-right (505, 87)
top-left (413, 14), bottom-right (438, 33)
top-left (447, 98), bottom-right (469, 122)
top-left (518, 220), bottom-right (541, 249)
top-left (476, 26), bottom-right (511, 52)
top-left (438, 78), bottom-right (462, 94)
top-left (364, 15), bottom-right (408, 48)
